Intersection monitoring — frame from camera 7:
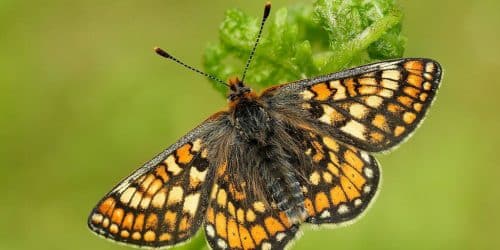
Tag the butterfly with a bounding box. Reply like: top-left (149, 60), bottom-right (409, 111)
top-left (87, 2), bottom-right (442, 250)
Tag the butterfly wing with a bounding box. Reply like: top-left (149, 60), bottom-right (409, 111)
top-left (88, 112), bottom-right (227, 248)
top-left (204, 163), bottom-right (300, 250)
top-left (262, 58), bottom-right (442, 152)
top-left (294, 128), bottom-right (380, 225)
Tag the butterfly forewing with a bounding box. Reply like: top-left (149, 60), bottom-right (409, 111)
top-left (88, 115), bottom-right (226, 248)
top-left (264, 58), bottom-right (441, 152)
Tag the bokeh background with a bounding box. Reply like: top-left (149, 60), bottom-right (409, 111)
top-left (1, 0), bottom-right (499, 249)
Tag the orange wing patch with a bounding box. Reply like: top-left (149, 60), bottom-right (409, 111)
top-left (310, 83), bottom-right (333, 101)
top-left (176, 144), bottom-right (194, 164)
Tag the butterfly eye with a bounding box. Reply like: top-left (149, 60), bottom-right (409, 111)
top-left (241, 87), bottom-right (251, 94)
top-left (228, 94), bottom-right (237, 101)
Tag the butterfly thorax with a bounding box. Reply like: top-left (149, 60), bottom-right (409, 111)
top-left (227, 77), bottom-right (266, 140)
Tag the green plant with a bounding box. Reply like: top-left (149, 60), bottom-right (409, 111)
top-left (204, 0), bottom-right (405, 96)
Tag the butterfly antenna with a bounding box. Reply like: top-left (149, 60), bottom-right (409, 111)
top-left (154, 47), bottom-right (230, 87)
top-left (241, 2), bottom-right (271, 83)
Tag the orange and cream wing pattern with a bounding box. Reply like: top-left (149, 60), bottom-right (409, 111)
top-left (205, 164), bottom-right (300, 250)
top-left (299, 130), bottom-right (380, 224)
top-left (88, 124), bottom-right (217, 248)
top-left (269, 58), bottom-right (442, 152)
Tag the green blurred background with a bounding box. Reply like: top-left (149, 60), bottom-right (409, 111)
top-left (1, 0), bottom-right (499, 249)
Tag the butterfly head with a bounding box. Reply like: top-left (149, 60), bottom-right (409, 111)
top-left (227, 76), bottom-right (256, 104)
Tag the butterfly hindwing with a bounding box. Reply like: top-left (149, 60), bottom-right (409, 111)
top-left (88, 115), bottom-right (226, 248)
top-left (204, 163), bottom-right (300, 250)
top-left (263, 58), bottom-right (442, 152)
top-left (296, 128), bottom-right (380, 225)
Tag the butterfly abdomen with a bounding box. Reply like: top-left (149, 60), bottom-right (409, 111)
top-left (265, 170), bottom-right (307, 224)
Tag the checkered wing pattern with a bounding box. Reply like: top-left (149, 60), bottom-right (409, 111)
top-left (87, 117), bottom-right (223, 248)
top-left (265, 58), bottom-right (442, 152)
top-left (297, 129), bottom-right (380, 224)
top-left (204, 163), bottom-right (300, 250)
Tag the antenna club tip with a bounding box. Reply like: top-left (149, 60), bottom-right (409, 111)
top-left (264, 2), bottom-right (271, 18)
top-left (154, 46), bottom-right (171, 58)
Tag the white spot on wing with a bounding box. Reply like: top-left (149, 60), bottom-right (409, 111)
top-left (91, 213), bottom-right (103, 224)
top-left (262, 242), bottom-right (272, 250)
top-left (330, 80), bottom-right (347, 100)
top-left (190, 167), bottom-right (208, 182)
top-left (151, 190), bottom-right (166, 208)
top-left (382, 70), bottom-right (401, 80)
top-left (140, 196), bottom-right (151, 209)
top-left (319, 105), bottom-right (335, 125)
top-left (301, 90), bottom-right (314, 100)
top-left (425, 62), bottom-right (435, 73)
top-left (217, 239), bottom-right (228, 249)
top-left (276, 232), bottom-right (286, 242)
top-left (130, 192), bottom-right (142, 209)
top-left (381, 79), bottom-right (399, 90)
top-left (120, 187), bottom-right (136, 204)
top-left (309, 171), bottom-right (321, 185)
top-left (349, 103), bottom-right (368, 119)
top-left (365, 95), bottom-right (384, 108)
top-left (183, 193), bottom-right (201, 216)
top-left (358, 77), bottom-right (377, 86)
top-left (340, 120), bottom-right (366, 140)
top-left (166, 155), bottom-right (182, 175)
top-left (167, 186), bottom-right (183, 205)
top-left (364, 168), bottom-right (374, 178)
top-left (206, 225), bottom-right (215, 238)
top-left (423, 81), bottom-right (432, 90)
top-left (379, 89), bottom-right (394, 98)
top-left (360, 151), bottom-right (370, 163)
top-left (320, 210), bottom-right (331, 218)
top-left (102, 218), bottom-right (110, 228)
top-left (354, 199), bottom-right (362, 207)
top-left (338, 204), bottom-right (349, 214)
top-left (192, 139), bottom-right (202, 152)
